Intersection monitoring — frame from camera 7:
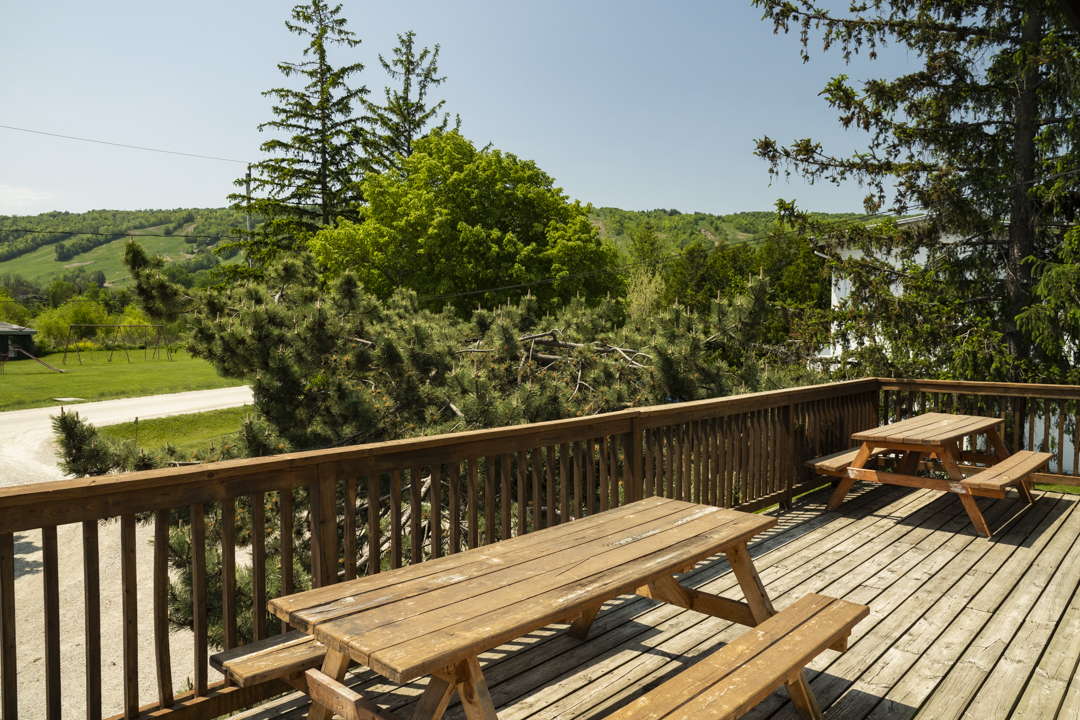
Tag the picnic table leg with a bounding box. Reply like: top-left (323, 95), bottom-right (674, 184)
top-left (825, 443), bottom-right (873, 512)
top-left (567, 603), bottom-right (602, 640)
top-left (454, 655), bottom-right (499, 720)
top-left (308, 647), bottom-right (352, 720)
top-left (411, 673), bottom-right (456, 720)
top-left (941, 444), bottom-right (992, 539)
top-left (725, 543), bottom-right (824, 720)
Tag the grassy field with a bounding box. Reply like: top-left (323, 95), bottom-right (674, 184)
top-left (0, 351), bottom-right (246, 411)
top-left (98, 405), bottom-right (251, 453)
top-left (0, 226), bottom-right (245, 288)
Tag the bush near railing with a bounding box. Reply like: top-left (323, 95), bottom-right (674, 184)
top-left (0, 377), bottom-right (1077, 720)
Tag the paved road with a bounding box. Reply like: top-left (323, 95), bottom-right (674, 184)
top-left (0, 386), bottom-right (253, 718)
top-left (0, 385), bottom-right (253, 488)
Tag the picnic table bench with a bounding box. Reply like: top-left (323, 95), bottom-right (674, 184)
top-left (806, 412), bottom-right (1053, 537)
top-left (212, 497), bottom-right (868, 720)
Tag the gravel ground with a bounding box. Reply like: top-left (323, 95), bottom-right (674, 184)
top-left (0, 386), bottom-right (253, 718)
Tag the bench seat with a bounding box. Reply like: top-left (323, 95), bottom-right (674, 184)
top-left (805, 447), bottom-right (888, 477)
top-left (961, 450), bottom-right (1053, 492)
top-left (605, 593), bottom-right (868, 720)
top-left (210, 630), bottom-right (326, 688)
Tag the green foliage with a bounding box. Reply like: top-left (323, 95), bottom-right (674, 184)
top-left (754, 0), bottom-right (1080, 382)
top-left (311, 130), bottom-right (624, 316)
top-left (360, 30), bottom-right (455, 176)
top-left (52, 409), bottom-right (124, 477)
top-left (32, 297), bottom-right (111, 350)
top-left (127, 240), bottom-right (823, 453)
top-left (223, 0), bottom-right (368, 277)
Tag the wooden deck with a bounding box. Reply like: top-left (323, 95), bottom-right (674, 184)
top-left (232, 482), bottom-right (1080, 720)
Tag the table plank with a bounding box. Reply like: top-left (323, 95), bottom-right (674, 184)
top-left (274, 498), bottom-right (688, 631)
top-left (366, 513), bottom-right (771, 682)
top-left (302, 501), bottom-right (772, 682)
top-left (854, 413), bottom-right (1003, 446)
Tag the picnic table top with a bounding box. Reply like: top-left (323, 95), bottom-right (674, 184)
top-left (851, 412), bottom-right (1003, 447)
top-left (268, 496), bottom-right (774, 684)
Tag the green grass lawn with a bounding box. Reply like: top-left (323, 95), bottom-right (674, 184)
top-left (0, 351), bottom-right (246, 411)
top-left (98, 405), bottom-right (252, 454)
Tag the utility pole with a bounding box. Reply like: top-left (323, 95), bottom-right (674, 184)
top-left (246, 166), bottom-right (253, 268)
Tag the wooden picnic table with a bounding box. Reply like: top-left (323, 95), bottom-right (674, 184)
top-left (823, 412), bottom-right (1050, 538)
top-left (268, 496), bottom-right (824, 720)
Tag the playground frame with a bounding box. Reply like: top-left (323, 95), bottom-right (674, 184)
top-left (62, 324), bottom-right (165, 365)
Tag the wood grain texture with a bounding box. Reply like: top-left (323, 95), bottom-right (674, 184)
top-left (251, 493), bottom-right (267, 641)
top-left (154, 509), bottom-right (175, 707)
top-left (189, 505), bottom-right (207, 698)
top-left (0, 534), bottom-right (14, 719)
top-left (83, 520), bottom-right (103, 719)
top-left (121, 513), bottom-right (140, 717)
top-left (42, 526), bottom-right (60, 720)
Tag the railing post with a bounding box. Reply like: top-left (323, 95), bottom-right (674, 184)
top-left (311, 464), bottom-right (339, 588)
top-left (781, 399), bottom-right (795, 511)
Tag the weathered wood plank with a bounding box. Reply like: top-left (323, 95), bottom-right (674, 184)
top-left (42, 525), bottom-right (61, 720)
top-left (84, 520), bottom-right (104, 719)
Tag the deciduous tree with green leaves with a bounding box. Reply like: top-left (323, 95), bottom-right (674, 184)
top-left (222, 0), bottom-right (368, 278)
top-left (754, 0), bottom-right (1080, 382)
top-left (310, 130), bottom-right (625, 316)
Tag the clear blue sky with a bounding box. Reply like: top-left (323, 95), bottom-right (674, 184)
top-left (0, 0), bottom-right (911, 218)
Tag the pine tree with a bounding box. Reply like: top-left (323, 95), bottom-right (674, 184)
top-left (360, 31), bottom-right (455, 176)
top-left (754, 0), bottom-right (1080, 382)
top-left (221, 0), bottom-right (368, 278)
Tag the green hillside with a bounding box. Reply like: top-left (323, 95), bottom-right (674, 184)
top-left (590, 207), bottom-right (864, 251)
top-left (0, 208), bottom-right (249, 288)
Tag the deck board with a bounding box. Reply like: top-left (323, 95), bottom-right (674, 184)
top-left (229, 484), bottom-right (1080, 720)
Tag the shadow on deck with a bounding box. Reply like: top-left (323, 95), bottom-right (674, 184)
top-left (232, 482), bottom-right (1080, 720)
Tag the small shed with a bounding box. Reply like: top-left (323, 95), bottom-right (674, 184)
top-left (0, 322), bottom-right (37, 358)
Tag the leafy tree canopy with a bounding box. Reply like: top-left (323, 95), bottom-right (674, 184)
top-left (310, 130), bottom-right (625, 316)
top-left (754, 0), bottom-right (1080, 383)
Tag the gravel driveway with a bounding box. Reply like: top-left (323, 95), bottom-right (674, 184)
top-left (0, 386), bottom-right (253, 718)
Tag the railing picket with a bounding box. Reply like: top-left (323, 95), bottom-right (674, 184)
top-left (467, 460), bottom-right (478, 548)
top-left (502, 453), bottom-right (513, 540)
top-left (545, 447), bottom-right (556, 527)
top-left (153, 510), bottom-right (174, 707)
top-left (122, 513), bottom-right (141, 715)
top-left (280, 489), bottom-right (294, 625)
top-left (83, 520), bottom-right (103, 720)
top-left (720, 415), bottom-right (731, 507)
top-left (189, 505), bottom-right (207, 698)
top-left (609, 435), bottom-right (621, 508)
top-left (559, 444), bottom-right (569, 522)
top-left (1057, 400), bottom-right (1066, 474)
top-left (391, 469), bottom-right (403, 567)
top-left (1044, 399), bottom-right (1053, 459)
top-left (598, 437), bottom-right (609, 511)
top-left (532, 449), bottom-right (543, 529)
top-left (484, 456), bottom-right (497, 542)
top-left (572, 441), bottom-right (583, 519)
top-left (432, 464), bottom-right (443, 557)
top-left (251, 494), bottom-right (266, 640)
top-left (644, 428), bottom-right (655, 499)
top-left (585, 440), bottom-right (596, 516)
top-left (1073, 402), bottom-right (1079, 477)
top-left (345, 477), bottom-right (357, 579)
top-left (42, 526), bottom-right (60, 720)
top-left (447, 464), bottom-right (460, 553)
top-left (220, 500), bottom-right (236, 652)
top-left (0, 532), bottom-right (14, 720)
top-left (516, 452), bottom-right (527, 533)
top-left (410, 467), bottom-right (423, 563)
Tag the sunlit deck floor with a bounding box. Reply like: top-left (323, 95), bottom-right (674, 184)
top-left (234, 482), bottom-right (1080, 720)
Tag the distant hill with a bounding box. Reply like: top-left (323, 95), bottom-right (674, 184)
top-left (589, 207), bottom-right (864, 251)
top-left (0, 208), bottom-right (250, 287)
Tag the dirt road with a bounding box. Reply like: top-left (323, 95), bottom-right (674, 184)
top-left (0, 386), bottom-right (253, 718)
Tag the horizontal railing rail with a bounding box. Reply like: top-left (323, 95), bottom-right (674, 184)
top-left (2, 376), bottom-right (1078, 719)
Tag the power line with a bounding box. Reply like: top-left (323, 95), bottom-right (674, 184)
top-left (0, 124), bottom-right (249, 164)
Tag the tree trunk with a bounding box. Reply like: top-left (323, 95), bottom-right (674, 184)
top-left (1005, 1), bottom-right (1044, 379)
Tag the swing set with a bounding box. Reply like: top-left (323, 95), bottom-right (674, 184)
top-left (62, 324), bottom-right (166, 365)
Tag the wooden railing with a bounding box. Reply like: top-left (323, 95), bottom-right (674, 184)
top-left (0, 377), bottom-right (1076, 720)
